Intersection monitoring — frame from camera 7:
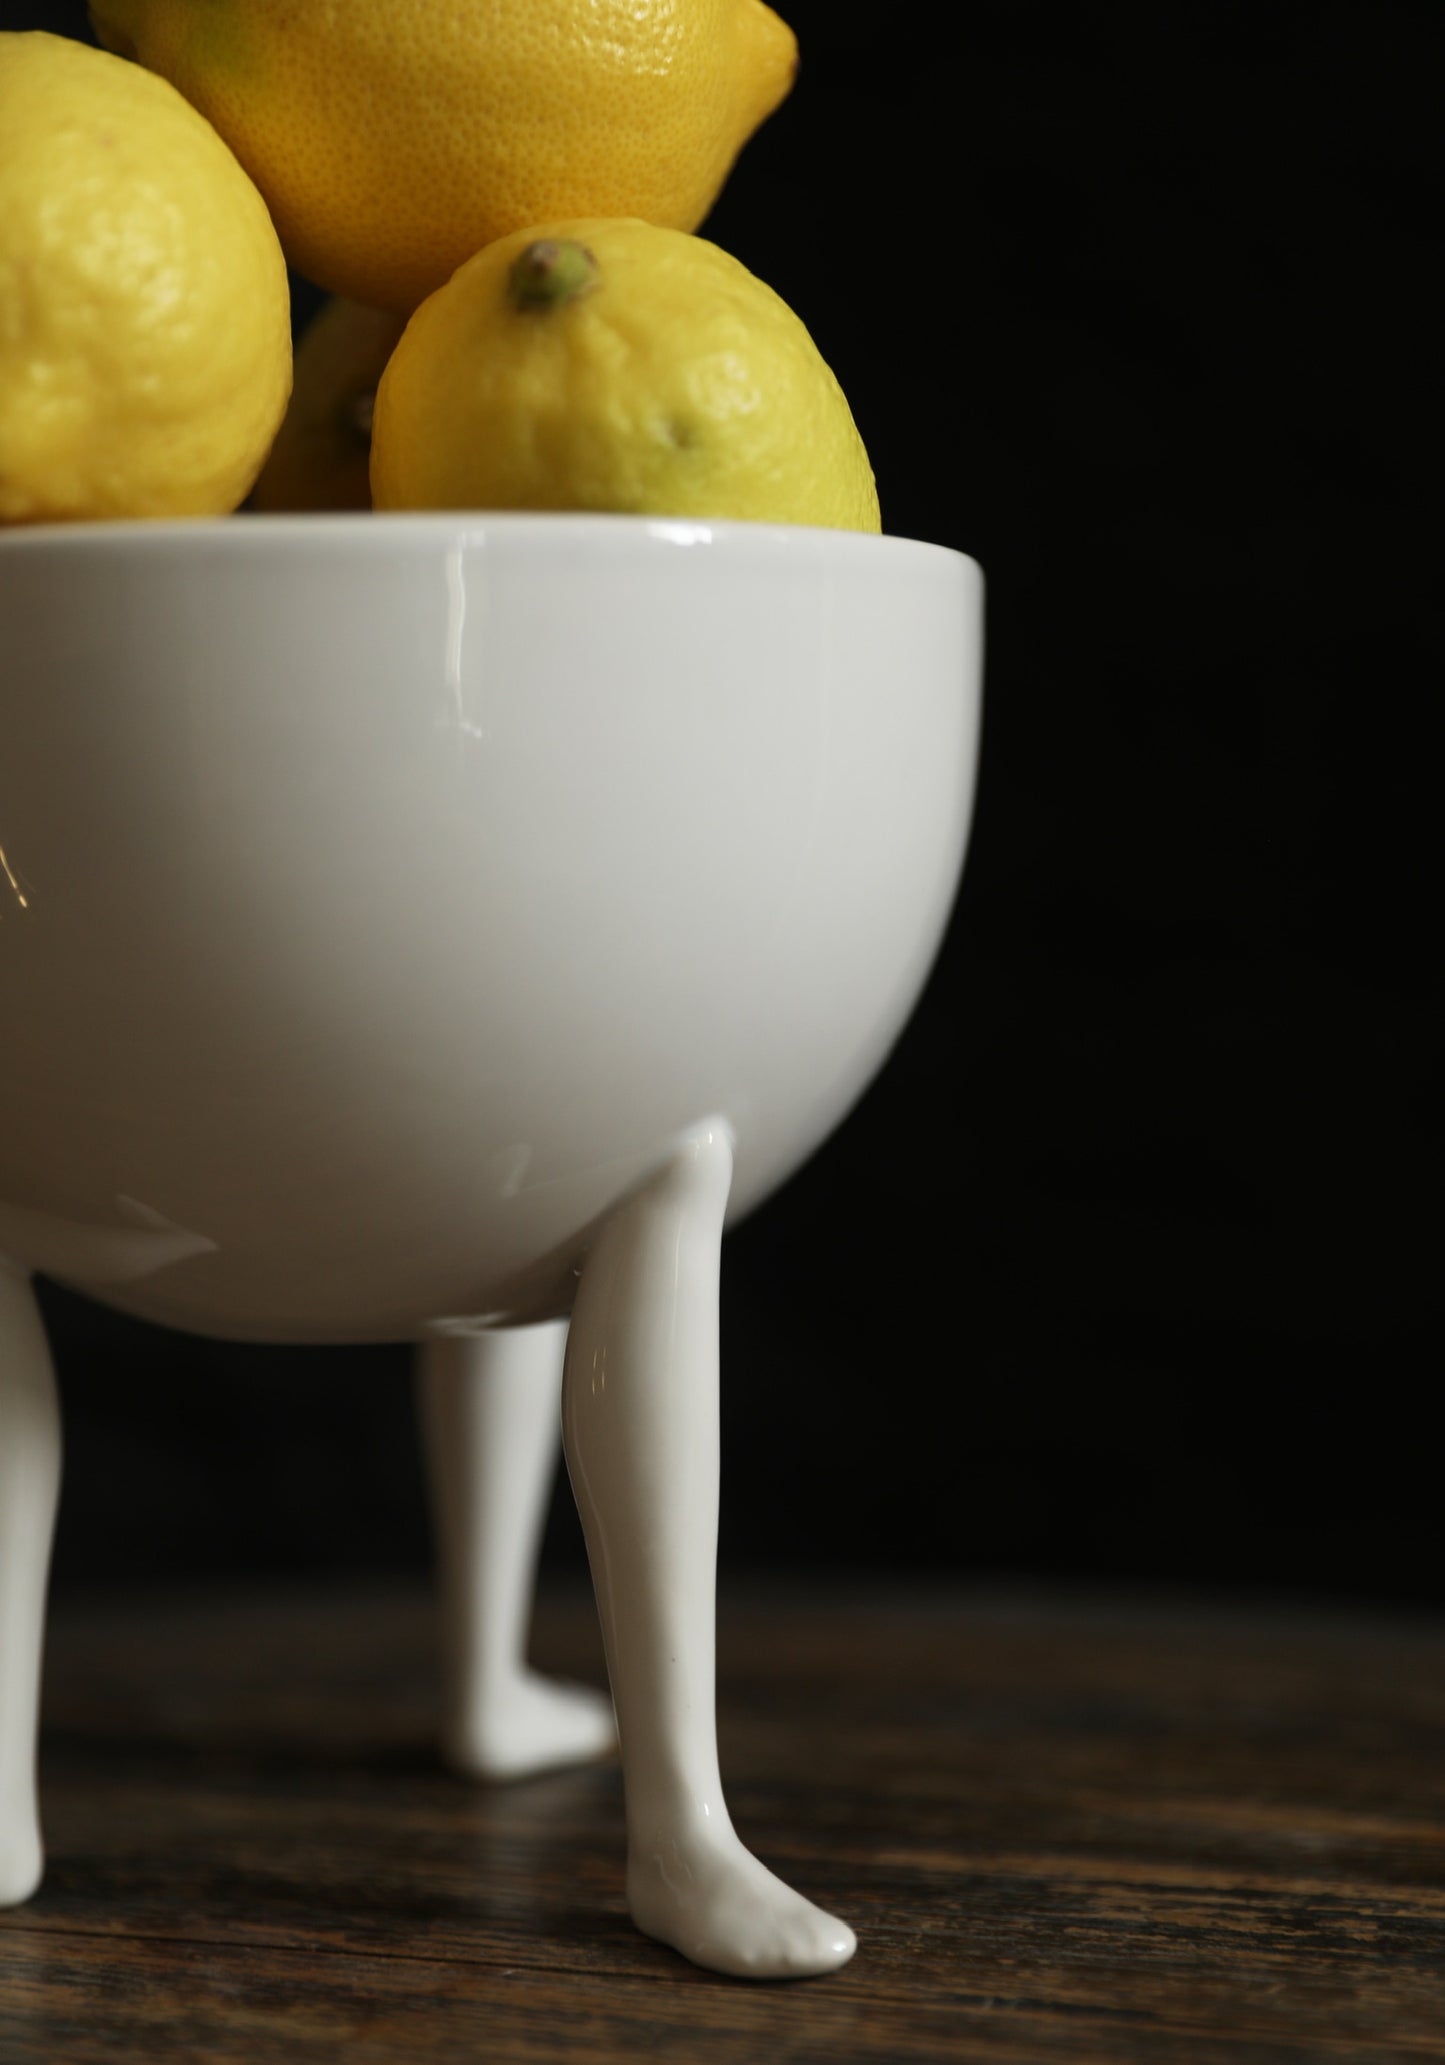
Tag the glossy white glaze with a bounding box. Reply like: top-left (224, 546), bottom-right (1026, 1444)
top-left (417, 1320), bottom-right (617, 1781)
top-left (0, 1266), bottom-right (59, 1908)
top-left (0, 514), bottom-right (981, 1339)
top-left (563, 1116), bottom-right (856, 1975)
top-left (0, 513), bottom-right (982, 1976)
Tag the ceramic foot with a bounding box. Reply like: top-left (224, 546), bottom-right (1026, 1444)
top-left (0, 1817), bottom-right (43, 1911)
top-left (629, 1823), bottom-right (856, 1979)
top-left (417, 1319), bottom-right (617, 1784)
top-left (0, 1265), bottom-right (60, 1908)
top-left (442, 1669), bottom-right (617, 1783)
top-left (563, 1118), bottom-right (856, 1979)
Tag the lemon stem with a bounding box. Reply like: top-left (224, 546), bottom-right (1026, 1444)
top-left (508, 239), bottom-right (599, 312)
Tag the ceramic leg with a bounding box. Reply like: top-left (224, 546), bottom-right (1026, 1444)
top-left (416, 1320), bottom-right (617, 1781)
top-left (0, 1266), bottom-right (61, 1907)
top-left (562, 1118), bottom-right (856, 1980)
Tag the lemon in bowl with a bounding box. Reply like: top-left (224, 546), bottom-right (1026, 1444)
top-left (0, 31), bottom-right (291, 526)
top-left (370, 219), bottom-right (880, 533)
top-left (88, 0), bottom-right (798, 312)
top-left (249, 297), bottom-right (407, 514)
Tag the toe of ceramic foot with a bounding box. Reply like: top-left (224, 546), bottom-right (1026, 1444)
top-left (630, 1841), bottom-right (857, 1980)
top-left (0, 1822), bottom-right (43, 1909)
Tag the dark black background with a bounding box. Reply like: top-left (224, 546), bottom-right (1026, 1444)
top-left (13, 0), bottom-right (1441, 1606)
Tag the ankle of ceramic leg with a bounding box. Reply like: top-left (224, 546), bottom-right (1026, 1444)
top-left (623, 1762), bottom-right (732, 1853)
top-left (447, 1656), bottom-right (537, 1715)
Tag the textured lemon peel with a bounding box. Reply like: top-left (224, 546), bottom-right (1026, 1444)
top-left (369, 217), bottom-right (880, 533)
top-left (0, 29), bottom-right (291, 524)
top-left (84, 0), bottom-right (799, 310)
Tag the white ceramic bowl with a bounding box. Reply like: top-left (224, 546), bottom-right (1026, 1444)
top-left (0, 514), bottom-right (981, 1342)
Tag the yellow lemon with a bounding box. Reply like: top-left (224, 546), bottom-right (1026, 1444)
top-left (88, 0), bottom-right (798, 313)
top-left (0, 31), bottom-right (291, 526)
top-left (250, 298), bottom-right (407, 513)
top-left (370, 220), bottom-right (880, 533)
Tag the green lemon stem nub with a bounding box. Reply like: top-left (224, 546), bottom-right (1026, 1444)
top-left (508, 239), bottom-right (600, 312)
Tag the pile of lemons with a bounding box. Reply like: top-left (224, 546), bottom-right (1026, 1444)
top-left (0, 5), bottom-right (879, 532)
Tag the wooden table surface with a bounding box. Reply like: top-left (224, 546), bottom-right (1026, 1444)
top-left (2, 1575), bottom-right (1443, 2062)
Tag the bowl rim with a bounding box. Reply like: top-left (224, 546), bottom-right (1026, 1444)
top-left (0, 508), bottom-right (978, 574)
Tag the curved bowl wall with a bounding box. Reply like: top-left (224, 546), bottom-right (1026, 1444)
top-left (0, 514), bottom-right (982, 1341)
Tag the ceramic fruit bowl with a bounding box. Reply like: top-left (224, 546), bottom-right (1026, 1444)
top-left (0, 512), bottom-right (982, 1978)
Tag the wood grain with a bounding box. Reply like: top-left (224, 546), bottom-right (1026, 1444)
top-left (3, 1580), bottom-right (1444, 2061)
